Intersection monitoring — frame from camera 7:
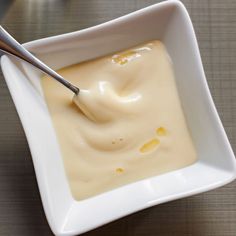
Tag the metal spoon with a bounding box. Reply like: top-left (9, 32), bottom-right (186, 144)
top-left (0, 26), bottom-right (79, 95)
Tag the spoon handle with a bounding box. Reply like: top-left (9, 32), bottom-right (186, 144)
top-left (0, 26), bottom-right (79, 94)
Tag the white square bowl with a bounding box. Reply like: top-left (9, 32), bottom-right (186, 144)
top-left (1, 0), bottom-right (236, 235)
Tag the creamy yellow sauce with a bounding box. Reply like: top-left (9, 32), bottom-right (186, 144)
top-left (41, 40), bottom-right (197, 200)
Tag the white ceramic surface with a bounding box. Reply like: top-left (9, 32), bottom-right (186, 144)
top-left (1, 1), bottom-right (236, 235)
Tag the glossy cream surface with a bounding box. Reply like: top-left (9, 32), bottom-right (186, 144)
top-left (41, 40), bottom-right (197, 200)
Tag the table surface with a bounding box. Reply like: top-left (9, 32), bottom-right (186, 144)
top-left (0, 0), bottom-right (236, 235)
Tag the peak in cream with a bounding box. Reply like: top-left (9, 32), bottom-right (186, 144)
top-left (41, 40), bottom-right (197, 200)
